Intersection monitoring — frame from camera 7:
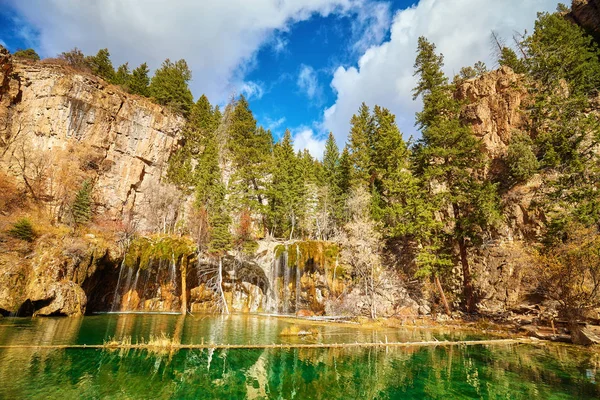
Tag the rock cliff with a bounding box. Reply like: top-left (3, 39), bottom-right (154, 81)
top-left (456, 66), bottom-right (527, 158)
top-left (0, 46), bottom-right (185, 230)
top-left (0, 46), bottom-right (186, 316)
top-left (569, 0), bottom-right (600, 40)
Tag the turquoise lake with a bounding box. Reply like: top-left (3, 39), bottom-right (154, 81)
top-left (0, 314), bottom-right (598, 399)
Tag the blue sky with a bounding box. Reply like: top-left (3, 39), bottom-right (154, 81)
top-left (0, 0), bottom-right (558, 157)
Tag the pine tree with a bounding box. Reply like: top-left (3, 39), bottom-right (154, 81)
top-left (227, 96), bottom-right (272, 227)
top-left (413, 37), bottom-right (502, 312)
top-left (498, 47), bottom-right (527, 74)
top-left (348, 103), bottom-right (374, 188)
top-left (268, 130), bottom-right (303, 238)
top-left (524, 11), bottom-right (600, 96)
top-left (87, 48), bottom-right (115, 81)
top-left (7, 218), bottom-right (36, 242)
top-left (322, 132), bottom-right (339, 188)
top-left (72, 180), bottom-right (93, 226)
top-left (335, 146), bottom-right (352, 224)
top-left (13, 48), bottom-right (40, 61)
top-left (369, 106), bottom-right (414, 226)
top-left (113, 63), bottom-right (131, 87)
top-left (149, 59), bottom-right (194, 115)
top-left (129, 63), bottom-right (150, 97)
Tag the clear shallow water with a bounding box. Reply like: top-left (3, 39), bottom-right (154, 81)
top-left (0, 314), bottom-right (598, 399)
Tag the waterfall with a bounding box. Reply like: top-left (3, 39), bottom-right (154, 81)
top-left (283, 245), bottom-right (290, 314)
top-left (110, 257), bottom-right (126, 312)
top-left (154, 259), bottom-right (164, 299)
top-left (170, 252), bottom-right (177, 293)
top-left (269, 252), bottom-right (279, 313)
top-left (126, 268), bottom-right (140, 310)
top-left (295, 245), bottom-right (301, 312)
top-left (120, 266), bottom-right (134, 311)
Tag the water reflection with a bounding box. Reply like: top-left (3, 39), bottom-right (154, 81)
top-left (0, 315), bottom-right (598, 399)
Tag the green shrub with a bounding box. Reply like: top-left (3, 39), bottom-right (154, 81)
top-left (8, 218), bottom-right (36, 242)
top-left (506, 133), bottom-right (539, 183)
top-left (13, 48), bottom-right (40, 61)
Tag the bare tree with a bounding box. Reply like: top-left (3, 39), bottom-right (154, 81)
top-left (196, 255), bottom-right (230, 314)
top-left (144, 180), bottom-right (182, 234)
top-left (340, 187), bottom-right (382, 319)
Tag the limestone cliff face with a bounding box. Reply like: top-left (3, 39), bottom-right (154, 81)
top-left (0, 47), bottom-right (187, 316)
top-left (0, 47), bottom-right (185, 230)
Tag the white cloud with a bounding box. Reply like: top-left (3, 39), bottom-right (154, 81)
top-left (239, 81), bottom-right (265, 100)
top-left (297, 64), bottom-right (322, 101)
top-left (350, 1), bottom-right (391, 53)
top-left (271, 36), bottom-right (290, 55)
top-left (292, 127), bottom-right (327, 159)
top-left (322, 0), bottom-right (558, 146)
top-left (0, 39), bottom-right (6, 48)
top-left (264, 116), bottom-right (286, 132)
top-left (10, 0), bottom-right (362, 103)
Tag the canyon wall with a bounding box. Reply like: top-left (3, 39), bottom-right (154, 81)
top-left (0, 46), bottom-right (185, 231)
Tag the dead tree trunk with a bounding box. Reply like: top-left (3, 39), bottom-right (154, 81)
top-left (435, 274), bottom-right (451, 316)
top-left (181, 257), bottom-right (188, 314)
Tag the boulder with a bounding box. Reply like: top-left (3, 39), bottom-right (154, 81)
top-left (571, 326), bottom-right (600, 346)
top-left (29, 281), bottom-right (87, 316)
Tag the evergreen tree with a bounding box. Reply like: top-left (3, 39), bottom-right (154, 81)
top-left (13, 48), bottom-right (40, 61)
top-left (524, 11), bottom-right (600, 96)
top-left (149, 59), bottom-right (194, 115)
top-left (268, 130), bottom-right (304, 238)
top-left (87, 48), bottom-right (115, 81)
top-left (369, 106), bottom-right (416, 228)
top-left (506, 133), bottom-right (539, 183)
top-left (348, 103), bottom-right (374, 188)
top-left (7, 218), bottom-right (36, 242)
top-left (227, 96), bottom-right (272, 227)
top-left (129, 63), bottom-right (150, 97)
top-left (322, 132), bottom-right (339, 187)
top-left (498, 47), bottom-right (527, 74)
top-left (72, 180), bottom-right (93, 226)
top-left (113, 63), bottom-right (131, 87)
top-left (168, 95), bottom-right (219, 190)
top-left (335, 146), bottom-right (352, 224)
top-left (208, 212), bottom-right (232, 256)
top-left (413, 37), bottom-right (502, 312)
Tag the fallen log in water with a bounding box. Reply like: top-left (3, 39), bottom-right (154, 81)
top-left (0, 338), bottom-right (540, 351)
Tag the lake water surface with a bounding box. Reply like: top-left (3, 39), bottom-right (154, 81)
top-left (0, 314), bottom-right (598, 399)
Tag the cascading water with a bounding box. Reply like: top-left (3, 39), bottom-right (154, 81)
top-left (283, 245), bottom-right (290, 314)
top-left (110, 258), bottom-right (126, 312)
top-left (295, 245), bottom-right (301, 312)
top-left (170, 252), bottom-right (177, 293)
top-left (269, 253), bottom-right (279, 313)
top-left (126, 268), bottom-right (140, 310)
top-left (120, 266), bottom-right (134, 311)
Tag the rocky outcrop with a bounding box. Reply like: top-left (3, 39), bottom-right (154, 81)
top-left (454, 67), bottom-right (547, 313)
top-left (456, 66), bottom-right (527, 158)
top-left (0, 46), bottom-right (185, 231)
top-left (0, 47), bottom-right (188, 316)
top-left (0, 232), bottom-right (118, 316)
top-left (569, 0), bottom-right (600, 40)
